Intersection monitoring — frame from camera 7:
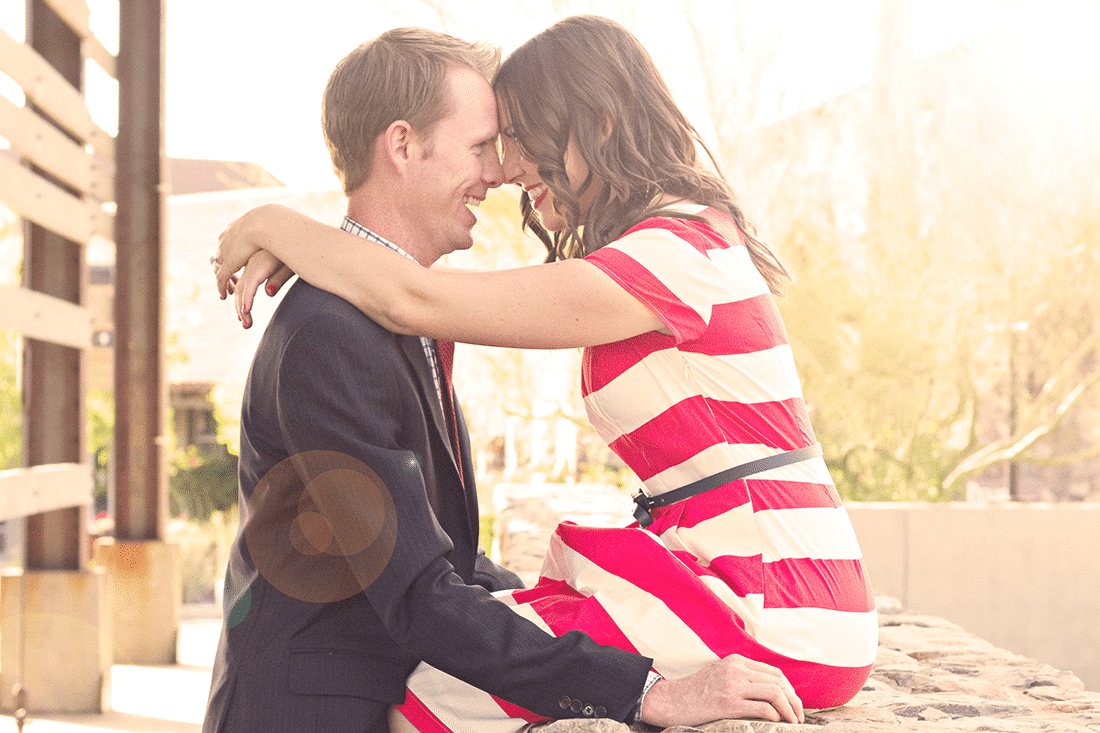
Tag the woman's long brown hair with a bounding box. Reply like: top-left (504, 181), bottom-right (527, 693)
top-left (494, 15), bottom-right (792, 295)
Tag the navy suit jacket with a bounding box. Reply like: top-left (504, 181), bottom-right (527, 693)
top-left (202, 280), bottom-right (650, 732)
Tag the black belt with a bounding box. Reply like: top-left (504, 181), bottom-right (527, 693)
top-left (632, 443), bottom-right (823, 528)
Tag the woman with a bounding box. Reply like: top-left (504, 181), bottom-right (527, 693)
top-left (215, 15), bottom-right (877, 731)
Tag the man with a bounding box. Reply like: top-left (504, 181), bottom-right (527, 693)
top-left (204, 27), bottom-right (802, 733)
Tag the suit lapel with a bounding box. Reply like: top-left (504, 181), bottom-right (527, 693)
top-left (398, 336), bottom-right (459, 472)
top-left (398, 335), bottom-right (481, 565)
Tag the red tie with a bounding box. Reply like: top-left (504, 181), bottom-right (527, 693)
top-left (436, 340), bottom-right (465, 488)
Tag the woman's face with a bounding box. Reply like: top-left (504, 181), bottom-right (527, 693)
top-left (499, 113), bottom-right (594, 232)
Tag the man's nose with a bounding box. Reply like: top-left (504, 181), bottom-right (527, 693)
top-left (483, 148), bottom-right (504, 188)
top-left (501, 145), bottom-right (523, 185)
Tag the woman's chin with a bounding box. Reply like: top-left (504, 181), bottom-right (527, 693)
top-left (534, 210), bottom-right (567, 233)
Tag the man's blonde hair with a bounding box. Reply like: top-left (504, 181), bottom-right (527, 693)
top-left (322, 28), bottom-right (500, 195)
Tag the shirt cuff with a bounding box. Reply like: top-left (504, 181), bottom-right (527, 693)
top-left (631, 670), bottom-right (663, 723)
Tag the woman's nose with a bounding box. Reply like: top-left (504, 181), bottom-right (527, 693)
top-left (500, 138), bottom-right (526, 185)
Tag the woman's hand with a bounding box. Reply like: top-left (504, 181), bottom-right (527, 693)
top-left (212, 203), bottom-right (299, 327)
top-left (235, 252), bottom-right (295, 329)
top-left (640, 654), bottom-right (804, 727)
top-left (214, 203), bottom-right (294, 299)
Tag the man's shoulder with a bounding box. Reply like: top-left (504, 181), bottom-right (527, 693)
top-left (276, 279), bottom-right (391, 337)
top-left (249, 279), bottom-right (423, 392)
top-left (280, 278), bottom-right (361, 314)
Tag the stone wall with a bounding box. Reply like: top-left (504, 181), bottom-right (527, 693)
top-left (492, 483), bottom-right (1100, 733)
top-left (846, 502), bottom-right (1100, 692)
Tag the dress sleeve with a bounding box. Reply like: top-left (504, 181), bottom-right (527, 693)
top-left (585, 217), bottom-right (769, 344)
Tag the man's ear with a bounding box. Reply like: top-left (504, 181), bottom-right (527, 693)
top-left (383, 119), bottom-right (415, 172)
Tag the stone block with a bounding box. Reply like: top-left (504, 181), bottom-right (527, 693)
top-left (94, 538), bottom-right (181, 664)
top-left (0, 568), bottom-right (111, 714)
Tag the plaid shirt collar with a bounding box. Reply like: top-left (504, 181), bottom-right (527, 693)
top-left (341, 217), bottom-right (420, 263)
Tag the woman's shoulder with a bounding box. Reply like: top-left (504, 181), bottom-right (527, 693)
top-left (617, 204), bottom-right (741, 251)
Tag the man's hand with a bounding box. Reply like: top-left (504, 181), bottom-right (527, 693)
top-left (640, 655), bottom-right (804, 727)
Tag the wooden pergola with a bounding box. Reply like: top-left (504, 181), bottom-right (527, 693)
top-left (0, 0), bottom-right (172, 714)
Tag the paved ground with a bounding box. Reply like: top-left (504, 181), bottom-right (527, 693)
top-left (0, 604), bottom-right (220, 732)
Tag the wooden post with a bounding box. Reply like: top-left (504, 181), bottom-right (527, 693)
top-left (101, 0), bottom-right (181, 667)
top-left (113, 0), bottom-right (168, 541)
top-left (23, 0), bottom-right (88, 572)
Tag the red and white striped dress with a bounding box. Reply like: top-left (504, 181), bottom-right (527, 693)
top-left (394, 207), bottom-right (877, 732)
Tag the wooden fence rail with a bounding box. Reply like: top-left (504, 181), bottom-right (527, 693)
top-left (0, 2), bottom-right (116, 531)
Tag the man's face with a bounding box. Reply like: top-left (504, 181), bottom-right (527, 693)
top-left (404, 65), bottom-right (503, 265)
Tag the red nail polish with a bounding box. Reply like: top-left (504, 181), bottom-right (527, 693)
top-left (266, 284), bottom-right (276, 296)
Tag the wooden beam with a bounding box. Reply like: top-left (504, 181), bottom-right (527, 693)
top-left (41, 0), bottom-right (90, 35)
top-left (0, 153), bottom-right (97, 244)
top-left (0, 285), bottom-right (92, 350)
top-left (93, 206), bottom-right (114, 240)
top-left (0, 93), bottom-right (95, 196)
top-left (83, 34), bottom-right (116, 79)
top-left (88, 125), bottom-right (115, 163)
top-left (0, 28), bottom-right (111, 155)
top-left (0, 94), bottom-right (115, 203)
top-left (40, 0), bottom-right (118, 79)
top-left (0, 464), bottom-right (91, 524)
top-left (40, 0), bottom-right (118, 78)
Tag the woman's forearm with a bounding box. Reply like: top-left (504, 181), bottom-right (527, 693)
top-left (220, 204), bottom-right (667, 348)
top-left (248, 205), bottom-right (423, 334)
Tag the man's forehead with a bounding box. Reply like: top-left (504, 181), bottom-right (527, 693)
top-left (442, 66), bottom-right (499, 131)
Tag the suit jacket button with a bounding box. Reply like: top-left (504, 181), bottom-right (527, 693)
top-left (558, 697), bottom-right (572, 710)
top-left (569, 700), bottom-right (583, 714)
top-left (595, 706), bottom-right (607, 718)
top-left (583, 705), bottom-right (595, 717)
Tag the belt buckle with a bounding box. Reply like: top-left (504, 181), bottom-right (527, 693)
top-left (631, 488), bottom-right (654, 528)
